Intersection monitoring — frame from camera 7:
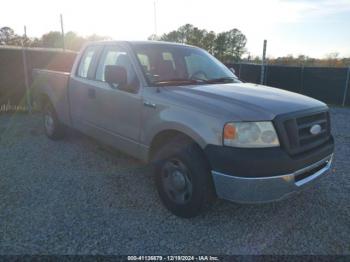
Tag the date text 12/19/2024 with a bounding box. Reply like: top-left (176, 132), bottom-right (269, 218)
top-left (127, 256), bottom-right (220, 261)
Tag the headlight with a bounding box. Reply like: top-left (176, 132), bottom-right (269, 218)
top-left (223, 122), bottom-right (279, 148)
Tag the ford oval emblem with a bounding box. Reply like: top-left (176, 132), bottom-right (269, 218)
top-left (310, 124), bottom-right (322, 135)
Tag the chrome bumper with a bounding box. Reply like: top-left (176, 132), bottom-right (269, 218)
top-left (211, 154), bottom-right (333, 203)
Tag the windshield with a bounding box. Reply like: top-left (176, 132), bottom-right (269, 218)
top-left (132, 43), bottom-right (241, 86)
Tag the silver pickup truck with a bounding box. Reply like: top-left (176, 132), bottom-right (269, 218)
top-left (33, 41), bottom-right (334, 218)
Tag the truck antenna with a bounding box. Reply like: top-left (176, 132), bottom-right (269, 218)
top-left (153, 1), bottom-right (158, 39)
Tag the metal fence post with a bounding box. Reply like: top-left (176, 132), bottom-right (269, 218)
top-left (260, 40), bottom-right (267, 84)
top-left (239, 63), bottom-right (242, 78)
top-left (300, 65), bottom-right (304, 94)
top-left (21, 39), bottom-right (31, 113)
top-left (264, 62), bottom-right (268, 85)
top-left (342, 67), bottom-right (350, 106)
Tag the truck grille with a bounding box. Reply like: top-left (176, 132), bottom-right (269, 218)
top-left (275, 110), bottom-right (331, 155)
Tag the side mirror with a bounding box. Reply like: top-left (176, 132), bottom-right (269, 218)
top-left (105, 65), bottom-right (127, 88)
top-left (230, 67), bottom-right (239, 79)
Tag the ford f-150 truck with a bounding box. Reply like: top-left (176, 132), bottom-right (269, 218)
top-left (33, 41), bottom-right (334, 218)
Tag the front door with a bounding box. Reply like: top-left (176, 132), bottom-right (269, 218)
top-left (91, 44), bottom-right (142, 156)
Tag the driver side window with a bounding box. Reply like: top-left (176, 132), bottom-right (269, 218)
top-left (95, 46), bottom-right (138, 89)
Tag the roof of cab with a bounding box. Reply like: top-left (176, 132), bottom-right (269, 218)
top-left (87, 40), bottom-right (195, 48)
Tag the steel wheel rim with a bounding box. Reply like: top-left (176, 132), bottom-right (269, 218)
top-left (161, 158), bottom-right (193, 204)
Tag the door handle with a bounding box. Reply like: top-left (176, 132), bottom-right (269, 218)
top-left (88, 88), bottom-right (96, 99)
top-left (143, 101), bottom-right (156, 108)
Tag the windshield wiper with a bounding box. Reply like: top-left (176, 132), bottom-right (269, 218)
top-left (153, 77), bottom-right (239, 86)
top-left (204, 77), bottom-right (237, 84)
top-left (153, 78), bottom-right (205, 86)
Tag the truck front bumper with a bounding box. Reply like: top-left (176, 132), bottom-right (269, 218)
top-left (205, 138), bottom-right (334, 203)
top-left (211, 154), bottom-right (333, 203)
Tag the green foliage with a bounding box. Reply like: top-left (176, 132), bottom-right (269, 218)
top-left (0, 27), bottom-right (23, 45)
top-left (157, 24), bottom-right (247, 62)
top-left (0, 27), bottom-right (110, 51)
top-left (64, 31), bottom-right (85, 51)
top-left (41, 31), bottom-right (63, 48)
top-left (265, 54), bottom-right (350, 67)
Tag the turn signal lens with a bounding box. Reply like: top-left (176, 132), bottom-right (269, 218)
top-left (224, 123), bottom-right (237, 140)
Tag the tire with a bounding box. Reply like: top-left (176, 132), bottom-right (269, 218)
top-left (153, 137), bottom-right (216, 218)
top-left (43, 102), bottom-right (65, 140)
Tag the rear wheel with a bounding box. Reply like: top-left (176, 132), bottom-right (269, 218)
top-left (153, 137), bottom-right (215, 218)
top-left (43, 102), bottom-right (64, 140)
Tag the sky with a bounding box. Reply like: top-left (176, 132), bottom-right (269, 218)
top-left (2, 0), bottom-right (350, 58)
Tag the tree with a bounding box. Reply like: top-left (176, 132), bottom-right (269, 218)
top-left (213, 32), bottom-right (227, 61)
top-left (324, 52), bottom-right (340, 67)
top-left (177, 24), bottom-right (194, 43)
top-left (160, 24), bottom-right (195, 44)
top-left (0, 27), bottom-right (22, 45)
top-left (147, 34), bottom-right (160, 41)
top-left (202, 31), bottom-right (216, 54)
top-left (40, 31), bottom-right (63, 48)
top-left (64, 31), bottom-right (85, 51)
top-left (155, 24), bottom-right (247, 62)
top-left (262, 53), bottom-right (349, 68)
top-left (186, 26), bottom-right (206, 47)
top-left (0, 26), bottom-right (111, 50)
top-left (29, 30), bottom-right (110, 51)
top-left (29, 37), bottom-right (42, 48)
top-left (86, 34), bottom-right (111, 42)
top-left (160, 24), bottom-right (213, 51)
top-left (214, 29), bottom-right (246, 62)
top-left (225, 29), bottom-right (247, 62)
top-left (160, 30), bottom-right (182, 42)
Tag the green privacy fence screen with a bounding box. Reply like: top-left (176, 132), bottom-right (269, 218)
top-left (0, 48), bottom-right (349, 112)
top-left (228, 63), bottom-right (350, 106)
top-left (0, 47), bottom-right (77, 112)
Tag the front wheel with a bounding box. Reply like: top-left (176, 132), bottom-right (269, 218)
top-left (43, 102), bottom-right (64, 140)
top-left (153, 138), bottom-right (216, 218)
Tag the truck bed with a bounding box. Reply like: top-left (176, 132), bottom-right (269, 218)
top-left (32, 69), bottom-right (71, 125)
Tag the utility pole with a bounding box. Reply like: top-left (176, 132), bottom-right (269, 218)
top-left (260, 39), bottom-right (267, 84)
top-left (153, 1), bottom-right (158, 39)
top-left (60, 14), bottom-right (65, 51)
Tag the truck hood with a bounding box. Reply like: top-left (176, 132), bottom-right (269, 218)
top-left (164, 82), bottom-right (327, 121)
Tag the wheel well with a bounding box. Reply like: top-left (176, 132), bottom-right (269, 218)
top-left (148, 129), bottom-right (216, 197)
top-left (149, 130), bottom-right (198, 162)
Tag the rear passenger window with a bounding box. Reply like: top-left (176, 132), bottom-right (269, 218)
top-left (77, 46), bottom-right (99, 78)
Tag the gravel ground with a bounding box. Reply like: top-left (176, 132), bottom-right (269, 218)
top-left (0, 107), bottom-right (349, 255)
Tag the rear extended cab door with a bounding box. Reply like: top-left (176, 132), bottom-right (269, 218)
top-left (69, 44), bottom-right (103, 131)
